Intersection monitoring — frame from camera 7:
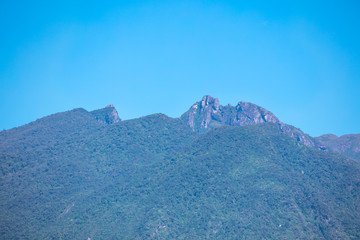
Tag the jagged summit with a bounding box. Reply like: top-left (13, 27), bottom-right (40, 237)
top-left (181, 95), bottom-right (281, 132)
top-left (199, 95), bottom-right (220, 109)
top-left (90, 104), bottom-right (121, 124)
top-left (181, 95), bottom-right (315, 147)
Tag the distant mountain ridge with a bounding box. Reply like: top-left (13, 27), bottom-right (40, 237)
top-left (315, 133), bottom-right (360, 162)
top-left (2, 95), bottom-right (360, 162)
top-left (1, 96), bottom-right (360, 239)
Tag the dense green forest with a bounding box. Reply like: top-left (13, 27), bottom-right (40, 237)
top-left (0, 105), bottom-right (360, 239)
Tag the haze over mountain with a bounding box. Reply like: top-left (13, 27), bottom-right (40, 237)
top-left (0, 96), bottom-right (360, 239)
top-left (315, 133), bottom-right (360, 163)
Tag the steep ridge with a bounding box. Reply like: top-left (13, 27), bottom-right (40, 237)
top-left (181, 95), bottom-right (315, 147)
top-left (90, 104), bottom-right (121, 124)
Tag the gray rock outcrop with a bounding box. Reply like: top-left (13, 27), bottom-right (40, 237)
top-left (181, 95), bottom-right (315, 147)
top-left (90, 104), bottom-right (121, 124)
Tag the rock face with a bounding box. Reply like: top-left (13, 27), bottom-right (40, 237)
top-left (315, 134), bottom-right (360, 162)
top-left (181, 95), bottom-right (280, 131)
top-left (181, 95), bottom-right (315, 147)
top-left (90, 104), bottom-right (121, 124)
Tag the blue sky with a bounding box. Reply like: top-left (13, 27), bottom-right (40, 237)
top-left (0, 0), bottom-right (359, 136)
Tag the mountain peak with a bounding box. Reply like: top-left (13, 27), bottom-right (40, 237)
top-left (182, 96), bottom-right (281, 132)
top-left (181, 96), bottom-right (315, 147)
top-left (90, 105), bottom-right (120, 124)
top-left (200, 95), bottom-right (220, 109)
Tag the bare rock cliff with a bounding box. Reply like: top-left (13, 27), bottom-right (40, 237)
top-left (90, 104), bottom-right (121, 124)
top-left (181, 95), bottom-right (315, 147)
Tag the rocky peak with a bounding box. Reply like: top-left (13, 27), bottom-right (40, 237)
top-left (234, 101), bottom-right (281, 125)
top-left (180, 95), bottom-right (315, 147)
top-left (199, 95), bottom-right (220, 110)
top-left (181, 95), bottom-right (281, 132)
top-left (90, 104), bottom-right (121, 124)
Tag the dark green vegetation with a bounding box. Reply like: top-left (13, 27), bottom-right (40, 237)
top-left (1, 103), bottom-right (360, 239)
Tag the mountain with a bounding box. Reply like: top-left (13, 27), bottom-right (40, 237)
top-left (0, 105), bottom-right (120, 154)
top-left (90, 104), bottom-right (121, 124)
top-left (1, 97), bottom-right (360, 239)
top-left (315, 133), bottom-right (360, 162)
top-left (181, 95), bottom-right (315, 147)
top-left (162, 124), bottom-right (360, 239)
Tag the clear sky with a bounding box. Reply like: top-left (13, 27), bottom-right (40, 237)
top-left (0, 0), bottom-right (359, 137)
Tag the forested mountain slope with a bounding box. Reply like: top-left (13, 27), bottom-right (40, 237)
top-left (1, 103), bottom-right (360, 239)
